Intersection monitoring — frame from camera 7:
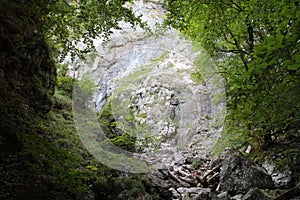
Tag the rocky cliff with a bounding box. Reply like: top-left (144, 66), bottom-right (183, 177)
top-left (71, 0), bottom-right (226, 170)
top-left (70, 0), bottom-right (229, 198)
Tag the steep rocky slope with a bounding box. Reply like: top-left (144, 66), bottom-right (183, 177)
top-left (72, 0), bottom-right (225, 171)
top-left (70, 1), bottom-right (300, 199)
top-left (70, 0), bottom-right (228, 198)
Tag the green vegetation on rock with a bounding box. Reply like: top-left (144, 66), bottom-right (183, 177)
top-left (2, 0), bottom-right (300, 198)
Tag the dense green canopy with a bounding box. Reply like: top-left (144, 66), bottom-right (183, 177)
top-left (165, 0), bottom-right (300, 149)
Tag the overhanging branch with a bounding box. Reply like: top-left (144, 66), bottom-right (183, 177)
top-left (216, 48), bottom-right (249, 55)
top-left (224, 24), bottom-right (249, 71)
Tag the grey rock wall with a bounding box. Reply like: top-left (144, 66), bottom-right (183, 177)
top-left (71, 0), bottom-right (226, 170)
top-left (71, 1), bottom-right (228, 198)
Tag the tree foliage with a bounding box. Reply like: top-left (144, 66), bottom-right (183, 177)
top-left (165, 0), bottom-right (300, 149)
top-left (2, 0), bottom-right (144, 60)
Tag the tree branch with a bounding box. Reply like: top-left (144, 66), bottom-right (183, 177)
top-left (63, 0), bottom-right (70, 7)
top-left (246, 15), bottom-right (254, 54)
top-left (216, 48), bottom-right (249, 55)
top-left (224, 24), bottom-right (249, 71)
top-left (223, 34), bottom-right (236, 45)
top-left (230, 0), bottom-right (245, 12)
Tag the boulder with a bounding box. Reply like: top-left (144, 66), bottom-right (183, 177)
top-left (217, 191), bottom-right (230, 200)
top-left (263, 160), bottom-right (292, 188)
top-left (217, 151), bottom-right (273, 193)
top-left (169, 187), bottom-right (181, 199)
top-left (177, 187), bottom-right (217, 200)
top-left (241, 188), bottom-right (266, 200)
top-left (231, 194), bottom-right (243, 200)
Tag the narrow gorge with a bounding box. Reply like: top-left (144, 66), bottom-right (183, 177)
top-left (1, 0), bottom-right (299, 199)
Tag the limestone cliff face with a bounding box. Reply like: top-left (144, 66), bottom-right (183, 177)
top-left (0, 1), bottom-right (56, 151)
top-left (72, 0), bottom-right (226, 169)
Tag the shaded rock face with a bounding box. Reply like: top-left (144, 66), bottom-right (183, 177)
top-left (241, 188), bottom-right (266, 200)
top-left (0, 2), bottom-right (57, 199)
top-left (263, 160), bottom-right (293, 188)
top-left (217, 151), bottom-right (274, 194)
top-left (0, 1), bottom-right (56, 149)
